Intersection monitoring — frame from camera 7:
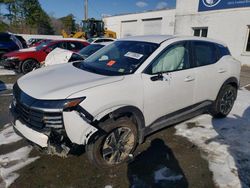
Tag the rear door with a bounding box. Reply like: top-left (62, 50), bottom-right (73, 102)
top-left (142, 41), bottom-right (196, 126)
top-left (192, 41), bottom-right (229, 103)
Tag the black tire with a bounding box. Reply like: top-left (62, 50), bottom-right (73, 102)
top-left (21, 59), bottom-right (39, 74)
top-left (210, 84), bottom-right (237, 118)
top-left (86, 117), bottom-right (138, 168)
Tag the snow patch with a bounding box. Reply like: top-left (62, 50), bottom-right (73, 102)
top-left (104, 185), bottom-right (113, 188)
top-left (175, 90), bottom-right (250, 188)
top-left (0, 146), bottom-right (39, 188)
top-left (154, 167), bottom-right (183, 183)
top-left (0, 67), bottom-right (16, 76)
top-left (0, 125), bottom-right (22, 146)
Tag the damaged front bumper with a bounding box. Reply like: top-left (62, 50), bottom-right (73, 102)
top-left (9, 99), bottom-right (98, 157)
top-left (0, 58), bottom-right (20, 69)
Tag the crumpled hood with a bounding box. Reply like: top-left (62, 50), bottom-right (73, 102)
top-left (17, 63), bottom-right (124, 100)
top-left (45, 48), bottom-right (73, 66)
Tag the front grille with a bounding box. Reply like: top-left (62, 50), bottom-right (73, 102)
top-left (15, 100), bottom-right (63, 130)
top-left (13, 83), bottom-right (64, 130)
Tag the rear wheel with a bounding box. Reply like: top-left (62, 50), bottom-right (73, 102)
top-left (86, 117), bottom-right (137, 168)
top-left (21, 59), bottom-right (39, 74)
top-left (210, 84), bottom-right (237, 118)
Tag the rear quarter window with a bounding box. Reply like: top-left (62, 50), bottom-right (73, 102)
top-left (193, 41), bottom-right (217, 67)
top-left (216, 44), bottom-right (231, 58)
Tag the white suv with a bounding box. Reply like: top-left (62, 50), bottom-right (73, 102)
top-left (10, 35), bottom-right (241, 167)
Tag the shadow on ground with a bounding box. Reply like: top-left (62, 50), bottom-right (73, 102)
top-left (209, 106), bottom-right (250, 188)
top-left (127, 138), bottom-right (188, 188)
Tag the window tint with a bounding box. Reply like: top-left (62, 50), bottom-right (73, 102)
top-left (95, 39), bottom-right (113, 43)
top-left (217, 44), bottom-right (231, 58)
top-left (79, 44), bottom-right (104, 58)
top-left (49, 42), bottom-right (67, 50)
top-left (77, 41), bottom-right (159, 76)
top-left (193, 41), bottom-right (217, 66)
top-left (67, 41), bottom-right (84, 50)
top-left (149, 42), bottom-right (190, 74)
top-left (0, 35), bottom-right (11, 42)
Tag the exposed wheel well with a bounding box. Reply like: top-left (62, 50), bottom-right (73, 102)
top-left (215, 77), bottom-right (239, 102)
top-left (97, 106), bottom-right (145, 144)
top-left (227, 82), bottom-right (238, 89)
top-left (223, 77), bottom-right (239, 89)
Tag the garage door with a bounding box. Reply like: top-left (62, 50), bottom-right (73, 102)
top-left (121, 20), bottom-right (138, 37)
top-left (143, 18), bottom-right (162, 35)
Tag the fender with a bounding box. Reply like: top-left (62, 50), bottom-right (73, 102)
top-left (216, 77), bottom-right (239, 100)
top-left (222, 77), bottom-right (239, 89)
top-left (69, 105), bottom-right (146, 144)
top-left (110, 106), bottom-right (146, 143)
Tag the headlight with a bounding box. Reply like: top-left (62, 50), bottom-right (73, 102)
top-left (7, 57), bottom-right (19, 61)
top-left (6, 57), bottom-right (19, 61)
top-left (32, 97), bottom-right (86, 110)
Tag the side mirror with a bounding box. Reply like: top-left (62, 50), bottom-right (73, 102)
top-left (150, 73), bottom-right (164, 81)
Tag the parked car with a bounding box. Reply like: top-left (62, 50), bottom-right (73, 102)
top-left (27, 38), bottom-right (45, 47)
top-left (10, 35), bottom-right (241, 167)
top-left (1, 39), bottom-right (89, 73)
top-left (0, 32), bottom-right (23, 58)
top-left (87, 37), bottom-right (115, 44)
top-left (44, 42), bottom-right (111, 66)
top-left (15, 35), bottom-right (28, 48)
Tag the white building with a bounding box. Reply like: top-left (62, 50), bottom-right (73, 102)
top-left (103, 9), bottom-right (176, 38)
top-left (103, 0), bottom-right (250, 65)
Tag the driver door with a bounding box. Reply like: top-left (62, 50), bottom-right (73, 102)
top-left (142, 41), bottom-right (196, 126)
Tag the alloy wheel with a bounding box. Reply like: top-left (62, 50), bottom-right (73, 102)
top-left (102, 127), bottom-right (135, 165)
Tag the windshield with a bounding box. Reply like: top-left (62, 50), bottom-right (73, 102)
top-left (74, 41), bottom-right (159, 76)
top-left (36, 40), bottom-right (52, 51)
top-left (79, 44), bottom-right (104, 59)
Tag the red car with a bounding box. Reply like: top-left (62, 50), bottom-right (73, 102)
top-left (1, 39), bottom-right (89, 74)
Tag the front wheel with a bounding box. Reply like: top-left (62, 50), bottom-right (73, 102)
top-left (21, 59), bottom-right (39, 74)
top-left (86, 117), bottom-right (138, 168)
top-left (210, 85), bottom-right (237, 118)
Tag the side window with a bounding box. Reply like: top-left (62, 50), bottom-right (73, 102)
top-left (193, 41), bottom-right (217, 67)
top-left (149, 42), bottom-right (190, 74)
top-left (49, 42), bottom-right (67, 50)
top-left (67, 42), bottom-right (84, 50)
top-left (217, 44), bottom-right (231, 58)
top-left (0, 36), bottom-right (11, 42)
top-left (97, 39), bottom-right (113, 43)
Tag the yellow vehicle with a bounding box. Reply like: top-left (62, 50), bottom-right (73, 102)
top-left (62, 18), bottom-right (116, 40)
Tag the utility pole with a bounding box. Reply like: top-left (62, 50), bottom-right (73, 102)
top-left (84, 0), bottom-right (88, 20)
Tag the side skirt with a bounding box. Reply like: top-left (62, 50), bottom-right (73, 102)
top-left (143, 101), bottom-right (213, 138)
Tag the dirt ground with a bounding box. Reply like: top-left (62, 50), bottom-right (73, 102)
top-left (0, 66), bottom-right (250, 188)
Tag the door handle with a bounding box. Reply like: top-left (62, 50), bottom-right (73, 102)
top-left (218, 68), bottom-right (226, 73)
top-left (184, 76), bottom-right (195, 82)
